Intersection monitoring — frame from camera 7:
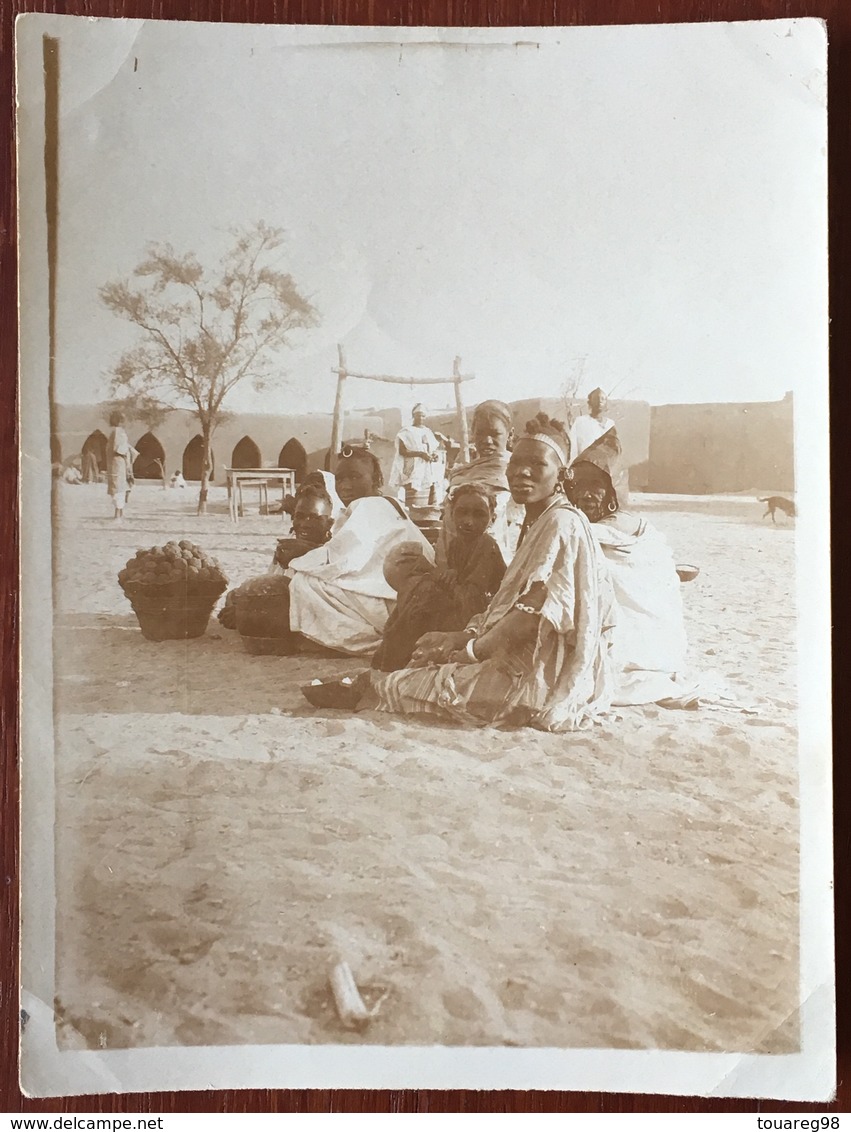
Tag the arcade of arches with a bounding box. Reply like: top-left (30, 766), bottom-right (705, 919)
top-left (180, 435), bottom-right (308, 480)
top-left (74, 431), bottom-right (315, 484)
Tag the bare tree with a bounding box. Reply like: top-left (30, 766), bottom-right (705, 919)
top-left (101, 222), bottom-right (317, 513)
top-left (607, 375), bottom-right (640, 402)
top-left (560, 355), bottom-right (588, 429)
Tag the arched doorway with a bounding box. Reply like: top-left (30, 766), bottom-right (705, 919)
top-left (183, 435), bottom-right (215, 482)
top-left (81, 430), bottom-right (107, 471)
top-left (277, 438), bottom-right (307, 482)
top-left (231, 435), bottom-right (261, 469)
top-left (133, 432), bottom-right (166, 480)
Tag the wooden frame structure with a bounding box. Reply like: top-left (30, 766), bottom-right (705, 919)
top-left (330, 345), bottom-right (475, 462)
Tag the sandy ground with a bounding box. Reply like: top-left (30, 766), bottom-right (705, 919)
top-left (50, 482), bottom-right (799, 1053)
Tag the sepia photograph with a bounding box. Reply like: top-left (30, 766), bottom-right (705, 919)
top-left (15, 15), bottom-right (833, 1099)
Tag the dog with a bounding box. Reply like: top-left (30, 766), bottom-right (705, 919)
top-left (760, 496), bottom-right (796, 523)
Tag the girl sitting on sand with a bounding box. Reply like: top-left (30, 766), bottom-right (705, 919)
top-left (304, 415), bottom-right (617, 732)
top-left (565, 428), bottom-right (692, 706)
top-left (436, 399), bottom-right (524, 566)
top-left (371, 484), bottom-right (507, 672)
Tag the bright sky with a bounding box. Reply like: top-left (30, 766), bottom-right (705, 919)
top-left (46, 18), bottom-right (826, 415)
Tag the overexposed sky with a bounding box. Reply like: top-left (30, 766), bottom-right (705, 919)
top-left (46, 18), bottom-right (826, 414)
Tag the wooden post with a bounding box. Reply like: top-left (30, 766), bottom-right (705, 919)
top-left (329, 344), bottom-right (347, 461)
top-left (453, 357), bottom-right (470, 461)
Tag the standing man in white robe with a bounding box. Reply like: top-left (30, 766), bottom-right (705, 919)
top-left (569, 388), bottom-right (615, 463)
top-left (389, 404), bottom-right (444, 508)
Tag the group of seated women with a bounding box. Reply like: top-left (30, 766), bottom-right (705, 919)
top-left (229, 399), bottom-right (693, 732)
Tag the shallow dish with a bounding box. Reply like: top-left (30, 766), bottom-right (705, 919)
top-left (676, 563), bottom-right (700, 583)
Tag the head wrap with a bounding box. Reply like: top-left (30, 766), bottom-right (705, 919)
top-left (523, 412), bottom-right (571, 466)
top-left (471, 399), bottom-right (513, 431)
top-left (299, 469), bottom-right (345, 517)
top-left (528, 434), bottom-right (568, 466)
top-left (412, 403), bottom-right (427, 416)
top-left (572, 427), bottom-right (622, 505)
top-left (574, 426), bottom-right (621, 479)
top-left (449, 481), bottom-right (498, 517)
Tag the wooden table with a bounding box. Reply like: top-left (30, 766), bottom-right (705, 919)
top-left (225, 467), bottom-right (296, 522)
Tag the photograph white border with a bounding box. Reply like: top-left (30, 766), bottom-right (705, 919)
top-left (16, 14), bottom-right (834, 1100)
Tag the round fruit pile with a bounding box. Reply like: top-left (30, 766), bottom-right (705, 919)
top-left (119, 540), bottom-right (228, 598)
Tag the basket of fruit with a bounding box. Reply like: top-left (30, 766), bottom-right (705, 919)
top-left (232, 574), bottom-right (297, 655)
top-left (118, 541), bottom-right (228, 641)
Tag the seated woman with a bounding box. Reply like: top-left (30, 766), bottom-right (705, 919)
top-left (565, 429), bottom-right (691, 706)
top-left (286, 445), bottom-right (434, 654)
top-left (219, 483), bottom-right (336, 630)
top-left (437, 399), bottom-right (524, 566)
top-left (372, 484), bottom-right (507, 672)
top-left (272, 483), bottom-right (335, 570)
top-left (305, 415), bottom-right (616, 732)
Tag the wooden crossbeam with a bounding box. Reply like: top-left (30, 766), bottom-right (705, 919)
top-left (329, 344), bottom-right (474, 463)
top-left (331, 368), bottom-right (475, 385)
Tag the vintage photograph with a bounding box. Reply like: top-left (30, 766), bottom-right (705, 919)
top-left (16, 15), bottom-right (833, 1098)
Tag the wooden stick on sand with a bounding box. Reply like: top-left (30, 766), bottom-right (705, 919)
top-left (329, 961), bottom-right (388, 1030)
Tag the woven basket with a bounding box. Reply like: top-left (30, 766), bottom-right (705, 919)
top-left (121, 579), bottom-right (226, 641)
top-left (234, 593), bottom-right (292, 641)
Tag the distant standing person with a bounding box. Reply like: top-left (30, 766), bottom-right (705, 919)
top-left (389, 404), bottom-right (443, 509)
top-left (570, 388), bottom-right (615, 463)
top-left (106, 410), bottom-right (136, 522)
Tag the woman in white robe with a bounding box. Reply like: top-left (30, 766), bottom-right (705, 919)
top-left (566, 430), bottom-right (691, 706)
top-left (287, 446), bottom-right (433, 654)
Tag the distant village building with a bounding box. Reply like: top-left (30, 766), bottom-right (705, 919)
top-left (56, 392), bottom-right (795, 496)
top-left (646, 392), bottom-right (795, 494)
top-left (56, 404), bottom-right (403, 484)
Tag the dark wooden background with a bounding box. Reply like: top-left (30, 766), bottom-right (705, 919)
top-left (1, 0), bottom-right (845, 1113)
